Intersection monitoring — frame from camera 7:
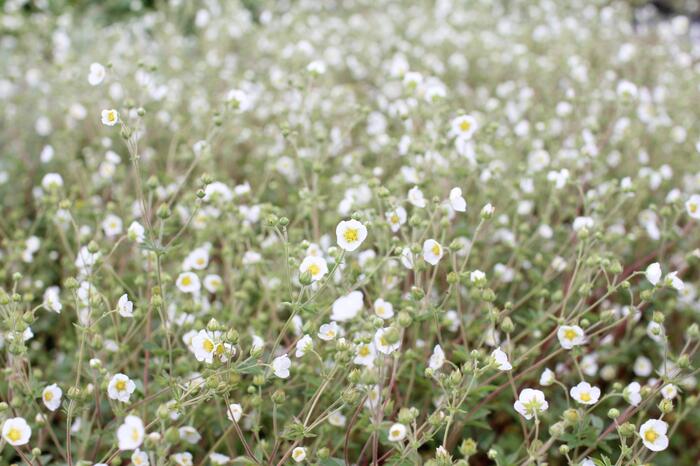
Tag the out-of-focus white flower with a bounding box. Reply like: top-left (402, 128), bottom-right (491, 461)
top-left (272, 354), bottom-right (291, 378)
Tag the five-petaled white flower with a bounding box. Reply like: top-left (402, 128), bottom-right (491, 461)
top-left (318, 322), bottom-right (340, 341)
top-left (388, 423), bottom-right (407, 442)
top-left (336, 219), bottom-right (368, 252)
top-left (226, 403), bottom-right (243, 422)
top-left (272, 354), bottom-right (291, 378)
top-left (491, 347), bottom-right (512, 371)
top-left (176, 272), bottom-right (201, 293)
top-left (423, 239), bottom-right (443, 265)
top-left (557, 325), bottom-right (585, 349)
top-left (514, 389), bottom-right (548, 420)
top-left (449, 187), bottom-right (467, 212)
top-left (42, 383), bottom-right (62, 412)
top-left (686, 194), bottom-right (700, 219)
top-left (292, 446), bottom-right (307, 463)
top-left (108, 373), bottom-right (136, 403)
top-left (117, 415), bottom-right (145, 450)
top-left (101, 109), bottom-right (119, 126)
top-left (385, 207), bottom-right (407, 232)
top-left (2, 417), bottom-right (31, 446)
top-left (299, 255), bottom-right (328, 282)
top-left (117, 293), bottom-right (134, 318)
top-left (570, 381), bottom-right (601, 405)
top-left (451, 115), bottom-right (478, 140)
top-left (88, 62), bottom-right (106, 85)
top-left (295, 334), bottom-right (313, 357)
top-left (373, 298), bottom-right (394, 320)
top-left (639, 419), bottom-right (669, 451)
top-left (407, 186), bottom-right (426, 208)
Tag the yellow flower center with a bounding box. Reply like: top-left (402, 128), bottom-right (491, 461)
top-left (7, 427), bottom-right (21, 442)
top-left (131, 427), bottom-right (140, 441)
top-left (115, 379), bottom-right (127, 391)
top-left (431, 243), bottom-right (441, 256)
top-left (690, 203), bottom-right (698, 214)
top-left (564, 329), bottom-right (577, 341)
top-left (391, 429), bottom-right (402, 438)
top-left (358, 345), bottom-right (370, 357)
top-left (580, 392), bottom-right (591, 402)
top-left (196, 258), bottom-right (205, 266)
top-left (644, 429), bottom-right (658, 443)
top-left (203, 338), bottom-right (214, 352)
top-left (181, 276), bottom-right (192, 286)
top-left (391, 214), bottom-right (399, 224)
top-left (308, 264), bottom-right (320, 276)
top-left (293, 450), bottom-right (303, 459)
top-left (44, 391), bottom-right (54, 401)
top-left (343, 228), bottom-right (358, 243)
top-left (459, 119), bottom-right (471, 132)
top-left (108, 112), bottom-right (115, 122)
top-left (376, 306), bottom-right (385, 316)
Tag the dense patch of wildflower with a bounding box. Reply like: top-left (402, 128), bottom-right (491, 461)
top-left (1, 0), bottom-right (700, 464)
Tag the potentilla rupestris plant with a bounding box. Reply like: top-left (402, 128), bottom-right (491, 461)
top-left (1, 0), bottom-right (700, 465)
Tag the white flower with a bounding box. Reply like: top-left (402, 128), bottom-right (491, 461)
top-left (176, 272), bottom-right (201, 293)
top-left (385, 207), bottom-right (407, 232)
top-left (645, 262), bottom-right (662, 286)
top-left (665, 271), bottom-right (684, 291)
top-left (226, 403), bottom-right (243, 422)
top-left (108, 373), bottom-right (136, 403)
top-left (428, 344), bottom-right (445, 371)
top-left (634, 356), bottom-right (653, 377)
top-left (131, 449), bottom-right (149, 466)
top-left (299, 256), bottom-right (328, 282)
top-left (400, 247), bottom-right (414, 269)
top-left (491, 347), bottom-right (512, 371)
top-left (295, 335), bottom-right (313, 357)
top-left (191, 330), bottom-right (217, 364)
top-left (42, 383), bottom-right (62, 411)
top-left (117, 294), bottom-right (134, 318)
top-left (185, 248), bottom-right (209, 270)
top-left (513, 389), bottom-right (548, 420)
top-left (407, 186), bottom-right (426, 208)
top-left (354, 342), bottom-right (376, 367)
top-left (328, 410), bottom-right (347, 427)
top-left (43, 286), bottom-right (62, 313)
top-left (374, 327), bottom-right (401, 354)
top-left (469, 270), bottom-right (486, 284)
top-left (102, 214), bottom-right (123, 237)
top-left (335, 219), bottom-right (368, 251)
top-left (557, 325), bottom-right (585, 349)
top-left (686, 194), bottom-right (700, 219)
top-left (203, 274), bottom-right (223, 293)
top-left (539, 368), bottom-right (555, 386)
top-left (2, 417), bottom-right (31, 446)
top-left (639, 419), bottom-right (669, 452)
top-left (318, 322), bottom-right (340, 341)
top-left (178, 426), bottom-right (201, 444)
top-left (88, 63), bottom-right (106, 86)
top-left (570, 381), bottom-right (601, 405)
top-left (307, 59), bottom-right (326, 74)
top-left (272, 354), bottom-right (291, 378)
top-left (373, 298), bottom-right (394, 320)
top-left (210, 452), bottom-right (231, 465)
top-left (171, 452), bottom-right (193, 466)
top-left (449, 187), bottom-right (467, 212)
top-left (41, 173), bottom-right (63, 191)
top-left (581, 459), bottom-right (595, 466)
top-left (422, 239), bottom-right (443, 266)
top-left (128, 221), bottom-right (145, 243)
top-left (451, 115), bottom-right (478, 140)
top-left (292, 446), bottom-right (307, 463)
top-left (330, 291), bottom-right (363, 321)
top-left (661, 383), bottom-right (678, 400)
top-left (572, 216), bottom-right (594, 232)
top-left (117, 415), bottom-right (145, 450)
top-left (624, 382), bottom-right (642, 406)
top-left (388, 423), bottom-right (407, 442)
top-left (101, 109), bottom-right (119, 126)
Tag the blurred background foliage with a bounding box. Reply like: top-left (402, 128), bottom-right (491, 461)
top-left (1, 0), bottom-right (699, 23)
